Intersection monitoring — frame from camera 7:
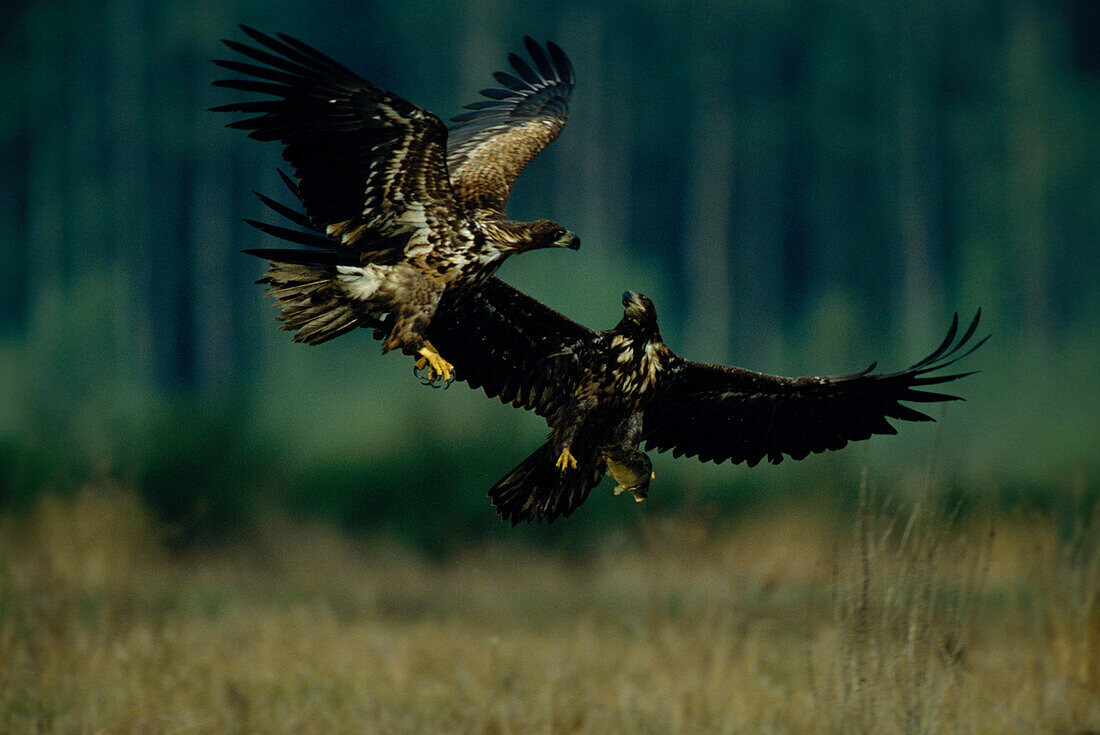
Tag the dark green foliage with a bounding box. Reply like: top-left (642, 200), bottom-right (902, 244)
top-left (1, 0), bottom-right (1098, 553)
top-left (135, 397), bottom-right (270, 548)
top-left (0, 438), bottom-right (81, 513)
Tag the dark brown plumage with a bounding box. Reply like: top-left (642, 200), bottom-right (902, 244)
top-left (212, 27), bottom-right (578, 380)
top-left (429, 288), bottom-right (987, 523)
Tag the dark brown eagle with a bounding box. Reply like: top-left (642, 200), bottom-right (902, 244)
top-left (212, 27), bottom-right (579, 381)
top-left (247, 186), bottom-right (987, 525)
top-left (430, 288), bottom-right (986, 524)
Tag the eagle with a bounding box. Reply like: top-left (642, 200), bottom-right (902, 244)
top-left (431, 288), bottom-right (986, 524)
top-left (212, 27), bottom-right (579, 382)
top-left (248, 186), bottom-right (988, 524)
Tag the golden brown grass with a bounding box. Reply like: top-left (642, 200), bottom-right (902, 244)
top-left (2, 483), bottom-right (1098, 734)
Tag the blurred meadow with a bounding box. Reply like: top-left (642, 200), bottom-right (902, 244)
top-left (3, 485), bottom-right (1099, 732)
top-left (2, 0), bottom-right (1099, 731)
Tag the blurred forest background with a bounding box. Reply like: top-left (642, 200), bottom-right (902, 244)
top-left (1, 0), bottom-right (1098, 552)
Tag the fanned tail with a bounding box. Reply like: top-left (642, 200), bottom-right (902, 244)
top-left (243, 172), bottom-right (385, 345)
top-left (489, 441), bottom-right (602, 525)
top-left (251, 253), bottom-right (378, 345)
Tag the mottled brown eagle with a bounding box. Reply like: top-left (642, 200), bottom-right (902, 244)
top-left (431, 288), bottom-right (986, 524)
top-left (247, 186), bottom-right (987, 525)
top-left (212, 27), bottom-right (579, 381)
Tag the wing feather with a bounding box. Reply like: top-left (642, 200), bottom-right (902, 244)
top-left (427, 279), bottom-right (595, 417)
top-left (642, 312), bottom-right (986, 465)
top-left (447, 38), bottom-right (575, 215)
top-left (213, 27), bottom-right (475, 257)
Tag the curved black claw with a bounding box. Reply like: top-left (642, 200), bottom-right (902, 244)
top-left (412, 362), bottom-right (455, 389)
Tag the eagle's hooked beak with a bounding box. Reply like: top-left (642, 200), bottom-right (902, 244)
top-left (555, 230), bottom-right (581, 250)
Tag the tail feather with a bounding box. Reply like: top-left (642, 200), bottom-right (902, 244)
top-left (243, 180), bottom-right (386, 345)
top-left (489, 441), bottom-right (603, 524)
top-left (256, 255), bottom-right (380, 345)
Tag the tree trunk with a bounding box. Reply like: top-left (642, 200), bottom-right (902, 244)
top-left (682, 48), bottom-right (735, 364)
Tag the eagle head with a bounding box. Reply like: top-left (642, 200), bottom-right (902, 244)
top-left (620, 291), bottom-right (659, 336)
top-left (522, 220), bottom-right (581, 251)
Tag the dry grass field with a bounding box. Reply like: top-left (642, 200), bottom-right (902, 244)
top-left (2, 482), bottom-right (1099, 734)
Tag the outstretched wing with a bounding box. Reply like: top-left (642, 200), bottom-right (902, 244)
top-left (427, 279), bottom-right (596, 417)
top-left (641, 313), bottom-right (987, 466)
top-left (212, 26), bottom-right (474, 257)
top-left (447, 37), bottom-right (574, 216)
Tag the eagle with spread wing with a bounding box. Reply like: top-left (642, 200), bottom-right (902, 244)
top-left (430, 288), bottom-right (986, 524)
top-left (212, 28), bottom-right (579, 381)
top-left (248, 186), bottom-right (987, 525)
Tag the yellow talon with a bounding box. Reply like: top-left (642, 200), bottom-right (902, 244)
top-left (555, 447), bottom-right (578, 472)
top-left (416, 345), bottom-right (453, 383)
